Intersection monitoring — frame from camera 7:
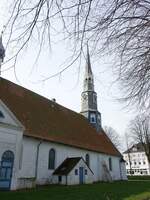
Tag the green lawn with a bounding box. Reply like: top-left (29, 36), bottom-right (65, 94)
top-left (1, 181), bottom-right (150, 200)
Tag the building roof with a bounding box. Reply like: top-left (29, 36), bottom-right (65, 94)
top-left (0, 78), bottom-right (121, 157)
top-left (123, 143), bottom-right (145, 154)
top-left (53, 157), bottom-right (83, 175)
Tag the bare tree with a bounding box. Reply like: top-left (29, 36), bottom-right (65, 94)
top-left (104, 126), bottom-right (122, 151)
top-left (124, 132), bottom-right (133, 175)
top-left (1, 0), bottom-right (150, 109)
top-left (129, 114), bottom-right (150, 163)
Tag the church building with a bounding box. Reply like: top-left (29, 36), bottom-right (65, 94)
top-left (0, 37), bottom-right (127, 190)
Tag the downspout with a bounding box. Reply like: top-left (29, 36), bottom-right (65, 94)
top-left (119, 159), bottom-right (122, 180)
top-left (66, 175), bottom-right (68, 185)
top-left (35, 141), bottom-right (42, 181)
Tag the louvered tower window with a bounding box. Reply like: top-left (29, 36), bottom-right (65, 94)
top-left (0, 111), bottom-right (4, 118)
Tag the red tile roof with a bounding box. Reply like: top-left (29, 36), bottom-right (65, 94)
top-left (0, 78), bottom-right (121, 157)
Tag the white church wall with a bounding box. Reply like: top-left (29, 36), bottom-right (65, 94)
top-left (0, 100), bottom-right (25, 190)
top-left (17, 178), bottom-right (36, 189)
top-left (98, 154), bottom-right (123, 181)
top-left (17, 136), bottom-right (125, 189)
top-left (18, 136), bottom-right (100, 185)
top-left (0, 125), bottom-right (23, 190)
top-left (18, 138), bottom-right (37, 178)
top-left (0, 126), bottom-right (126, 190)
top-left (67, 159), bottom-right (94, 185)
top-left (36, 139), bottom-right (99, 184)
top-left (17, 138), bottom-right (39, 189)
top-left (52, 175), bottom-right (66, 185)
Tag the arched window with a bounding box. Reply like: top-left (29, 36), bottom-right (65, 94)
top-left (85, 154), bottom-right (90, 167)
top-left (109, 157), bottom-right (112, 171)
top-left (48, 149), bottom-right (55, 169)
top-left (2, 150), bottom-right (14, 162)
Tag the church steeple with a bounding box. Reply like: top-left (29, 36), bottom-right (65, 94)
top-left (83, 45), bottom-right (94, 92)
top-left (0, 32), bottom-right (5, 62)
top-left (81, 45), bottom-right (101, 132)
top-left (86, 44), bottom-right (92, 75)
top-left (0, 31), bottom-right (5, 76)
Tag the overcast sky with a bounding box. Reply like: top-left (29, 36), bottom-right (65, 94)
top-left (0, 1), bottom-right (137, 144)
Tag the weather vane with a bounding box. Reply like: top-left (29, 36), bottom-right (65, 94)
top-left (0, 27), bottom-right (5, 76)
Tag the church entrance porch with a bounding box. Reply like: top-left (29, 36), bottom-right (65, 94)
top-left (52, 157), bottom-right (94, 185)
top-left (0, 151), bottom-right (14, 190)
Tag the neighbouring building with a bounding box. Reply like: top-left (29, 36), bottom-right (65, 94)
top-left (123, 143), bottom-right (150, 176)
top-left (0, 37), bottom-right (127, 190)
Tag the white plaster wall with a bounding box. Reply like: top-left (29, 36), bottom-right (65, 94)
top-left (67, 159), bottom-right (94, 185)
top-left (98, 154), bottom-right (123, 181)
top-left (17, 138), bottom-right (40, 189)
top-left (0, 100), bottom-right (24, 190)
top-left (30, 138), bottom-right (99, 184)
top-left (18, 136), bottom-right (126, 188)
top-left (52, 175), bottom-right (66, 184)
top-left (17, 178), bottom-right (36, 189)
top-left (18, 139), bottom-right (37, 178)
top-left (18, 137), bottom-right (96, 184)
top-left (0, 125), bottom-right (23, 190)
top-left (0, 130), bottom-right (126, 190)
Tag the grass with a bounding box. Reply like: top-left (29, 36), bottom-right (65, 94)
top-left (0, 181), bottom-right (150, 200)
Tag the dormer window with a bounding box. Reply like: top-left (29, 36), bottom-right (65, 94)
top-left (0, 111), bottom-right (4, 118)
